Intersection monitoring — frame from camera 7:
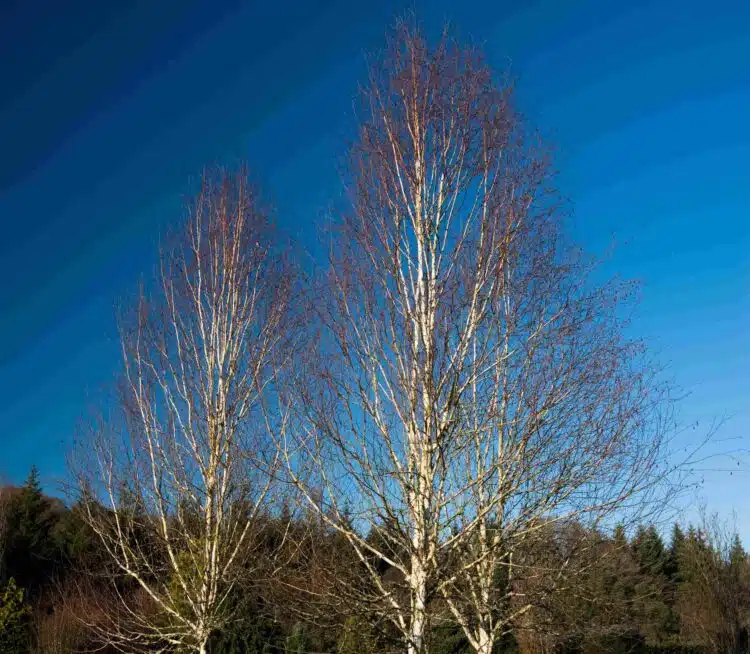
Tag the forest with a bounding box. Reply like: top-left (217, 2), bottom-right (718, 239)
top-left (1, 467), bottom-right (749, 653)
top-left (1, 19), bottom-right (747, 654)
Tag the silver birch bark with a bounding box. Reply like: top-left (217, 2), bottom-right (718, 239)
top-left (73, 168), bottom-right (296, 652)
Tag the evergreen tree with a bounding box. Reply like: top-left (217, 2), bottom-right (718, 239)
top-left (17, 467), bottom-right (49, 549)
top-left (0, 578), bottom-right (30, 654)
top-left (51, 502), bottom-right (97, 567)
top-left (613, 524), bottom-right (628, 549)
top-left (631, 525), bottom-right (666, 576)
top-left (4, 467), bottom-right (55, 593)
top-left (662, 523), bottom-right (687, 640)
top-left (729, 533), bottom-right (746, 570)
top-left (665, 523), bottom-right (685, 583)
top-left (629, 526), bottom-right (670, 646)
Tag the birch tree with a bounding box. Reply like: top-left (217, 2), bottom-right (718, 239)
top-left (437, 182), bottom-right (675, 653)
top-left (284, 22), bottom-right (676, 654)
top-left (73, 169), bottom-right (297, 653)
top-left (285, 22), bottom-right (526, 654)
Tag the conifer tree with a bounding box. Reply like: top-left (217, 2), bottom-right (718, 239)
top-left (729, 533), bottom-right (746, 571)
top-left (5, 466), bottom-right (55, 593)
top-left (665, 523), bottom-right (685, 583)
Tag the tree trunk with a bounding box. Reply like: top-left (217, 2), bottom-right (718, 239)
top-left (476, 626), bottom-right (493, 654)
top-left (409, 556), bottom-right (428, 654)
top-left (408, 599), bottom-right (426, 654)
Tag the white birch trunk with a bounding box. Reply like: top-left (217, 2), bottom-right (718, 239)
top-left (409, 558), bottom-right (428, 654)
top-left (475, 627), bottom-right (493, 654)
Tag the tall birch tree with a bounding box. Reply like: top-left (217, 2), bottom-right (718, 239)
top-left (284, 22), bottom-right (675, 654)
top-left (73, 169), bottom-right (297, 653)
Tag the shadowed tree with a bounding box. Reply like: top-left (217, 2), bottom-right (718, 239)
top-left (3, 467), bottom-right (57, 595)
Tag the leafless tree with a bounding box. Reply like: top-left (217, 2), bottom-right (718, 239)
top-left (30, 581), bottom-right (99, 654)
top-left (678, 510), bottom-right (750, 653)
top-left (437, 152), bottom-right (674, 653)
top-left (72, 168), bottom-right (298, 653)
top-left (511, 524), bottom-right (647, 653)
top-left (282, 21), bottom-right (680, 654)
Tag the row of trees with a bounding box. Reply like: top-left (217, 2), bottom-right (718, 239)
top-left (0, 20), bottom-right (722, 654)
top-left (0, 470), bottom-right (748, 653)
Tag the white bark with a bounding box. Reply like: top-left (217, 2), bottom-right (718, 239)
top-left (282, 24), bottom-right (518, 654)
top-left (283, 22), bottom-right (678, 654)
top-left (408, 555), bottom-right (428, 654)
top-left (73, 168), bottom-right (295, 652)
top-left (475, 627), bottom-right (492, 654)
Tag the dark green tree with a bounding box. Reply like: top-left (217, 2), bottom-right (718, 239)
top-left (613, 524), bottom-right (628, 549)
top-left (631, 525), bottom-right (666, 576)
top-left (665, 523), bottom-right (685, 583)
top-left (51, 502), bottom-right (98, 567)
top-left (629, 525), bottom-right (670, 645)
top-left (729, 533), bottom-right (746, 571)
top-left (285, 622), bottom-right (312, 654)
top-left (0, 577), bottom-right (30, 654)
top-left (4, 467), bottom-right (56, 593)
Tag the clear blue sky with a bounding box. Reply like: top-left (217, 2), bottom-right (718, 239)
top-left (1, 0), bottom-right (748, 538)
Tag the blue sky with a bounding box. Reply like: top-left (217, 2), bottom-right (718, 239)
top-left (1, 0), bottom-right (748, 538)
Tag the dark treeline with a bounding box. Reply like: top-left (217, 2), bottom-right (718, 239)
top-left (0, 466), bottom-right (748, 653)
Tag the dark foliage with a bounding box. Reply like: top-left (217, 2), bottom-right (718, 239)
top-left (1, 467), bottom-right (749, 653)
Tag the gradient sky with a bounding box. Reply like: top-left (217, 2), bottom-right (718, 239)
top-left (1, 0), bottom-right (748, 538)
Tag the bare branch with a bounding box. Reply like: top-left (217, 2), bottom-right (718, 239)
top-left (71, 167), bottom-right (298, 654)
